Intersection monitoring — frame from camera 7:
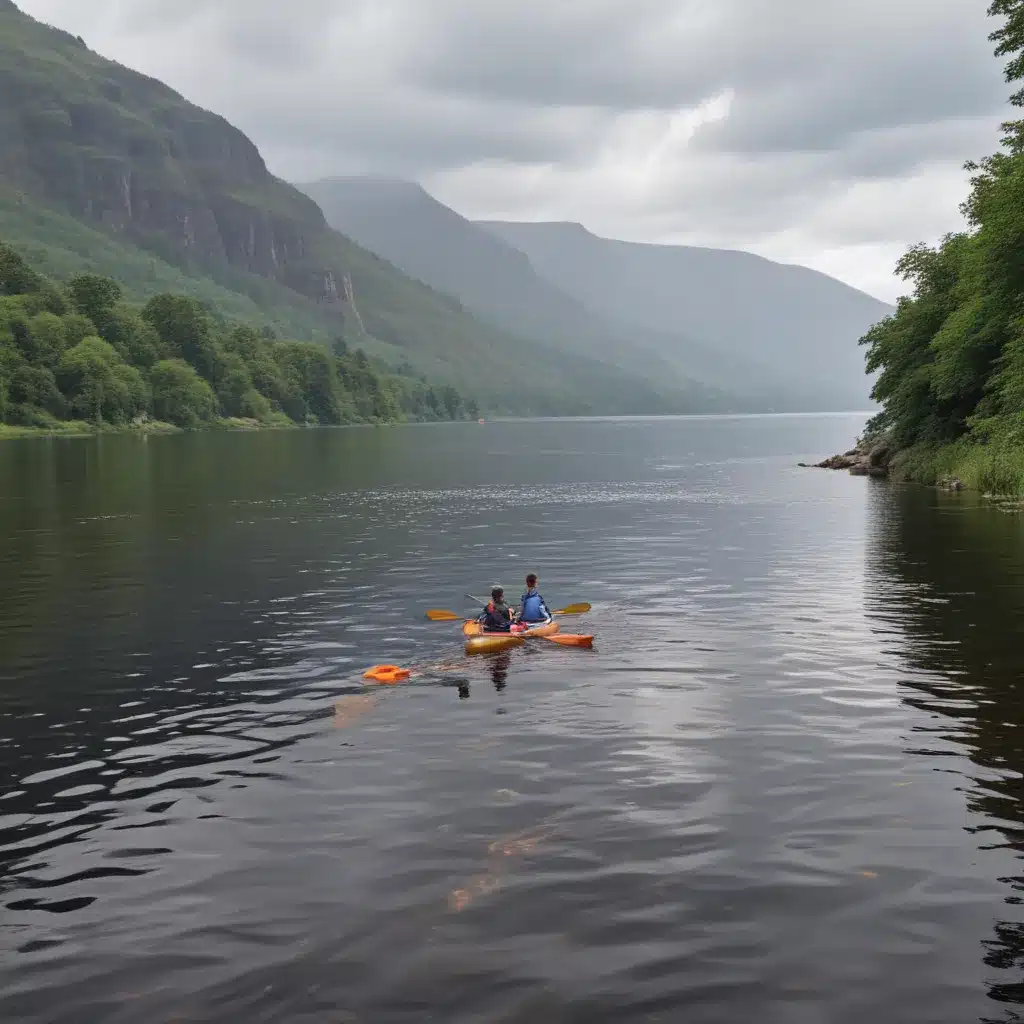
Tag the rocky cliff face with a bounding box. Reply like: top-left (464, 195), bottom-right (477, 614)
top-left (0, 1), bottom-right (345, 309)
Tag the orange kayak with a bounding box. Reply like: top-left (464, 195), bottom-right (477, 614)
top-left (464, 617), bottom-right (561, 653)
top-left (463, 618), bottom-right (560, 638)
top-left (465, 633), bottom-right (527, 655)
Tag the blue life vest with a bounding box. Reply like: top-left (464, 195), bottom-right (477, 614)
top-left (520, 589), bottom-right (549, 622)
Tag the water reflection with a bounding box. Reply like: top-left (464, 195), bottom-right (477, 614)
top-left (866, 484), bottom-right (1024, 1018)
top-left (7, 418), bottom-right (1024, 1022)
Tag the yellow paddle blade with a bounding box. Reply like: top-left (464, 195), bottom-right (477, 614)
top-left (463, 620), bottom-right (482, 635)
top-left (554, 603), bottom-right (591, 616)
top-left (426, 609), bottom-right (461, 621)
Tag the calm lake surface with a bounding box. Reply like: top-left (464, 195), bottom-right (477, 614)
top-left (2, 414), bottom-right (1023, 1023)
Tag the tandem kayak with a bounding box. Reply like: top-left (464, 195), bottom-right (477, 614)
top-left (464, 617), bottom-right (560, 654)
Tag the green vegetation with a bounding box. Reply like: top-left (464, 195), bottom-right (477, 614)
top-left (862, 0), bottom-right (1024, 494)
top-left (0, 241), bottom-right (479, 435)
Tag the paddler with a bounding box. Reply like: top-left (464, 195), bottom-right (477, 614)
top-left (478, 585), bottom-right (514, 632)
top-left (517, 573), bottom-right (551, 623)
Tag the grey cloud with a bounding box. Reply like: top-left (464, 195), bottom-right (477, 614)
top-left (12, 0), bottom-right (1017, 300)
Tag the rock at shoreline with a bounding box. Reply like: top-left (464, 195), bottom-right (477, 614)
top-left (811, 439), bottom-right (891, 478)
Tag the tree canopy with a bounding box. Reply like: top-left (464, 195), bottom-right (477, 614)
top-left (0, 243), bottom-right (479, 432)
top-left (860, 0), bottom-right (1024, 491)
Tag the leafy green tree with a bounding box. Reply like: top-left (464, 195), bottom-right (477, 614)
top-left (67, 274), bottom-right (122, 333)
top-left (117, 315), bottom-right (163, 368)
top-left (27, 311), bottom-right (68, 368)
top-left (150, 359), bottom-right (215, 427)
top-left (0, 242), bottom-right (45, 296)
top-left (224, 325), bottom-right (265, 363)
top-left (239, 388), bottom-right (271, 421)
top-left (61, 312), bottom-right (97, 348)
top-left (215, 352), bottom-right (254, 417)
top-left (142, 295), bottom-right (217, 380)
top-left (57, 335), bottom-right (148, 423)
top-left (7, 364), bottom-right (66, 420)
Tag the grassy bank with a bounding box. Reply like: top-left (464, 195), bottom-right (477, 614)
top-left (891, 437), bottom-right (1024, 497)
top-left (0, 414), bottom-right (306, 441)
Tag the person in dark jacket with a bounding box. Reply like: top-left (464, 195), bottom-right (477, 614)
top-left (478, 586), bottom-right (514, 632)
top-left (518, 573), bottom-right (551, 623)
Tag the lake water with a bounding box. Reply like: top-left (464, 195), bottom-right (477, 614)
top-left (1, 414), bottom-right (1023, 1023)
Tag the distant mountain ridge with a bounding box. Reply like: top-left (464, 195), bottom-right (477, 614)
top-left (479, 220), bottom-right (892, 408)
top-left (299, 176), bottom-right (890, 410)
top-left (299, 176), bottom-right (728, 402)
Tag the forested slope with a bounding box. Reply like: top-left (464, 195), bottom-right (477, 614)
top-left (860, 0), bottom-right (1024, 494)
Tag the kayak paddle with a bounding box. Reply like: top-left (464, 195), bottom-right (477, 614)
top-left (470, 594), bottom-right (591, 616)
top-left (431, 601), bottom-right (591, 621)
top-left (546, 633), bottom-right (594, 648)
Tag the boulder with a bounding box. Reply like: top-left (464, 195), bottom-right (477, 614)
top-left (811, 437), bottom-right (891, 478)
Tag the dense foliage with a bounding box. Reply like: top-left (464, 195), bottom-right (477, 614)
top-left (861, 0), bottom-right (1024, 491)
top-left (0, 242), bottom-right (478, 431)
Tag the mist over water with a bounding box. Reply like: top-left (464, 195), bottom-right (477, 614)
top-left (1, 415), bottom-right (1022, 1023)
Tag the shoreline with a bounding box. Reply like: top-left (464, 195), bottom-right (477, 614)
top-left (0, 417), bottom-right (293, 442)
top-left (808, 437), bottom-right (1024, 499)
top-left (0, 416), bottom-right (485, 442)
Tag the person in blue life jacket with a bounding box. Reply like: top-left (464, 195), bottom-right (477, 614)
top-left (478, 585), bottom-right (514, 632)
top-left (518, 573), bottom-right (551, 624)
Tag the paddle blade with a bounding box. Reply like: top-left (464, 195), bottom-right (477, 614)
top-left (462, 620), bottom-right (482, 635)
top-left (546, 633), bottom-right (594, 648)
top-left (554, 603), bottom-right (591, 616)
top-left (426, 609), bottom-right (461, 621)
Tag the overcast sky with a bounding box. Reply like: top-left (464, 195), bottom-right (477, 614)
top-left (17, 0), bottom-right (1014, 302)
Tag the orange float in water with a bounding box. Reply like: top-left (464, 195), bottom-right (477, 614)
top-left (362, 664), bottom-right (411, 684)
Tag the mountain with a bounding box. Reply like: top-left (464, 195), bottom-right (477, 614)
top-left (479, 221), bottom-right (893, 410)
top-left (300, 175), bottom-right (889, 410)
top-left (298, 176), bottom-right (757, 405)
top-left (0, 1), bottom-right (712, 417)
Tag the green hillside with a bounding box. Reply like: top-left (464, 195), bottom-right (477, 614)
top-left (0, 240), bottom-right (478, 435)
top-left (0, 0), bottom-right (720, 416)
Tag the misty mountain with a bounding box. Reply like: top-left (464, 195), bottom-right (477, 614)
top-left (297, 176), bottom-right (730, 402)
top-left (479, 221), bottom-right (892, 409)
top-left (300, 176), bottom-right (888, 410)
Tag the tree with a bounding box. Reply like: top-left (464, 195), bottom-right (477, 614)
top-left (239, 388), bottom-right (271, 421)
top-left (57, 335), bottom-right (147, 423)
top-left (7, 364), bottom-right (66, 420)
top-left (150, 359), bottom-right (215, 427)
top-left (0, 242), bottom-right (44, 296)
top-left (66, 274), bottom-right (122, 333)
top-left (61, 313), bottom-right (97, 348)
top-left (27, 312), bottom-right (68, 368)
top-left (215, 352), bottom-right (254, 417)
top-left (141, 294), bottom-right (217, 380)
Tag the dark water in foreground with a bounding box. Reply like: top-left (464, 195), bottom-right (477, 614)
top-left (1, 415), bottom-right (1023, 1023)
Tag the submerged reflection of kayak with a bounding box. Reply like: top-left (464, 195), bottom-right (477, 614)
top-left (464, 617), bottom-right (559, 654)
